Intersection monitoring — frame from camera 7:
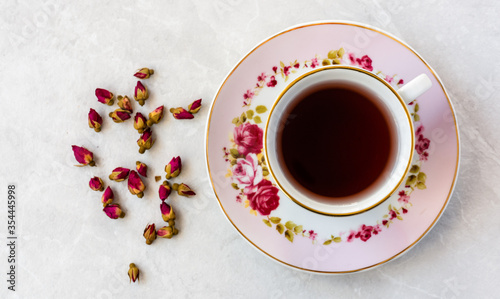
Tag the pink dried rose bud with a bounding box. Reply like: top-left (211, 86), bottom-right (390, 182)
top-left (146, 105), bottom-right (165, 126)
top-left (188, 99), bottom-right (202, 114)
top-left (169, 107), bottom-right (194, 119)
top-left (165, 156), bottom-right (182, 179)
top-left (158, 180), bottom-right (171, 201)
top-left (134, 68), bottom-right (154, 79)
top-left (133, 112), bottom-right (148, 133)
top-left (109, 109), bottom-right (131, 123)
top-left (89, 176), bottom-right (104, 191)
top-left (95, 88), bottom-right (114, 105)
top-left (137, 128), bottom-right (154, 154)
top-left (103, 204), bottom-right (125, 219)
top-left (109, 167), bottom-right (130, 182)
top-left (101, 186), bottom-right (114, 207)
top-left (136, 161), bottom-right (147, 177)
top-left (128, 170), bottom-right (146, 198)
top-left (117, 95), bottom-right (133, 113)
top-left (157, 226), bottom-right (174, 239)
top-left (88, 108), bottom-right (103, 132)
top-left (172, 183), bottom-right (196, 197)
top-left (143, 223), bottom-right (157, 245)
top-left (128, 263), bottom-right (139, 283)
top-left (134, 81), bottom-right (149, 106)
top-left (72, 145), bottom-right (95, 167)
top-left (160, 202), bottom-right (175, 222)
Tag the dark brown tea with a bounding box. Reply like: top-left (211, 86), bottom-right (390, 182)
top-left (279, 86), bottom-right (393, 198)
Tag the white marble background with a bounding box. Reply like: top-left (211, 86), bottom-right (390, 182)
top-left (0, 0), bottom-right (499, 298)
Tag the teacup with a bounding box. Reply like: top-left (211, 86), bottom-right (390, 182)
top-left (264, 65), bottom-right (431, 215)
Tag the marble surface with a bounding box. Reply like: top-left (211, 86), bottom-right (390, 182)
top-left (0, 0), bottom-right (499, 298)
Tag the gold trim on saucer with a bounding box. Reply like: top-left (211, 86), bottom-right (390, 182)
top-left (263, 65), bottom-right (414, 216)
top-left (205, 21), bottom-right (460, 274)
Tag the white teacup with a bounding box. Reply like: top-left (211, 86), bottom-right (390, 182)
top-left (264, 66), bottom-right (431, 216)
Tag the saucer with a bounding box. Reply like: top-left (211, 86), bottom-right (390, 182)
top-left (205, 21), bottom-right (459, 273)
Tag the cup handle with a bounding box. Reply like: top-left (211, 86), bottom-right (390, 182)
top-left (397, 74), bottom-right (432, 104)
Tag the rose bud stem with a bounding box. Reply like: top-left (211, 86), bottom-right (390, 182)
top-left (188, 99), bottom-right (202, 114)
top-left (89, 176), bottom-right (104, 192)
top-left (72, 145), bottom-right (96, 167)
top-left (159, 180), bottom-right (172, 201)
top-left (88, 108), bottom-right (103, 132)
top-left (128, 170), bottom-right (146, 198)
top-left (157, 226), bottom-right (174, 239)
top-left (169, 107), bottom-right (194, 119)
top-left (143, 223), bottom-right (157, 245)
top-left (146, 105), bottom-right (165, 127)
top-left (134, 68), bottom-right (154, 79)
top-left (134, 81), bottom-right (149, 106)
top-left (128, 263), bottom-right (140, 283)
top-left (172, 183), bottom-right (196, 197)
top-left (103, 204), bottom-right (125, 219)
top-left (109, 167), bottom-right (130, 182)
top-left (164, 156), bottom-right (182, 179)
top-left (95, 88), bottom-right (114, 105)
top-left (136, 161), bottom-right (148, 177)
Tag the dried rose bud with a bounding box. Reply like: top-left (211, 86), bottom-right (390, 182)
top-left (172, 183), bottom-right (196, 197)
top-left (89, 176), bottom-right (104, 191)
top-left (109, 167), bottom-right (130, 182)
top-left (101, 186), bottom-right (114, 206)
top-left (72, 145), bottom-right (95, 167)
top-left (146, 105), bottom-right (165, 127)
top-left (169, 107), bottom-right (194, 119)
top-left (134, 81), bottom-right (149, 106)
top-left (103, 204), bottom-right (125, 219)
top-left (165, 156), bottom-right (182, 179)
top-left (137, 128), bottom-right (154, 154)
top-left (160, 202), bottom-right (175, 222)
top-left (136, 161), bottom-right (147, 177)
top-left (128, 170), bottom-right (146, 198)
top-left (109, 109), bottom-right (131, 123)
top-left (158, 180), bottom-right (171, 201)
top-left (133, 112), bottom-right (148, 133)
top-left (188, 99), bottom-right (202, 114)
top-left (143, 223), bottom-right (157, 245)
top-left (157, 226), bottom-right (174, 239)
top-left (134, 68), bottom-right (154, 79)
top-left (88, 108), bottom-right (103, 132)
top-left (117, 95), bottom-right (133, 113)
top-left (95, 88), bottom-right (114, 105)
top-left (128, 263), bottom-right (139, 283)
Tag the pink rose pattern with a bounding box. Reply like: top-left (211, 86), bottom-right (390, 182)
top-left (308, 230), bottom-right (318, 241)
top-left (266, 76), bottom-right (277, 87)
top-left (225, 48), bottom-right (430, 244)
top-left (232, 153), bottom-right (263, 188)
top-left (415, 124), bottom-right (430, 161)
top-left (347, 224), bottom-right (382, 243)
top-left (384, 75), bottom-right (393, 84)
top-left (233, 123), bottom-right (263, 157)
top-left (244, 180), bottom-right (280, 216)
top-left (348, 53), bottom-right (373, 71)
top-left (397, 190), bottom-right (410, 204)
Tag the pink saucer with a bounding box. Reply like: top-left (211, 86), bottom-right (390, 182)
top-left (205, 21), bottom-right (459, 273)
